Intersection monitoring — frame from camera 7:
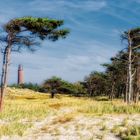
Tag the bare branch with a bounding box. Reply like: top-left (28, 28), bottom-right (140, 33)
top-left (131, 68), bottom-right (136, 79)
top-left (132, 45), bottom-right (140, 50)
top-left (132, 55), bottom-right (137, 62)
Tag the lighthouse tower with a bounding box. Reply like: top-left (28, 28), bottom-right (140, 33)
top-left (18, 65), bottom-right (24, 85)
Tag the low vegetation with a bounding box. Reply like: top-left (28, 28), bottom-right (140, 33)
top-left (0, 87), bottom-right (139, 138)
top-left (112, 124), bottom-right (140, 140)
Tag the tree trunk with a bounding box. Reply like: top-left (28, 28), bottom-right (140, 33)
top-left (125, 70), bottom-right (129, 102)
top-left (110, 81), bottom-right (115, 100)
top-left (128, 34), bottom-right (133, 104)
top-left (135, 65), bottom-right (140, 103)
top-left (0, 46), bottom-right (11, 111)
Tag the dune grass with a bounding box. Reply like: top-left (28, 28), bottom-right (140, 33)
top-left (0, 87), bottom-right (139, 137)
top-left (0, 122), bottom-right (32, 137)
top-left (112, 123), bottom-right (140, 140)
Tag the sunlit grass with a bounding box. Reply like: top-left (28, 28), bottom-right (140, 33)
top-left (0, 122), bottom-right (32, 137)
top-left (0, 87), bottom-right (139, 137)
top-left (112, 124), bottom-right (140, 140)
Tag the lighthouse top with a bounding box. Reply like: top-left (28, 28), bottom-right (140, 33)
top-left (18, 64), bottom-right (23, 71)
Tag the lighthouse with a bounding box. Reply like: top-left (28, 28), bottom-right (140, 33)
top-left (18, 65), bottom-right (24, 85)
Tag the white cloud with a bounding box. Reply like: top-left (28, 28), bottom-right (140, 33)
top-left (66, 1), bottom-right (106, 11)
top-left (65, 55), bottom-right (90, 65)
top-left (29, 0), bottom-right (107, 12)
top-left (6, 38), bottom-right (119, 83)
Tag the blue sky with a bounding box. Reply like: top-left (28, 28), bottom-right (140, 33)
top-left (0, 0), bottom-right (140, 84)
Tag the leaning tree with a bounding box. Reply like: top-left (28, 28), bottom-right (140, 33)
top-left (0, 17), bottom-right (69, 110)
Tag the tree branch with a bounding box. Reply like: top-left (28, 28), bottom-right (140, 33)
top-left (131, 68), bottom-right (136, 79)
top-left (132, 45), bottom-right (140, 50)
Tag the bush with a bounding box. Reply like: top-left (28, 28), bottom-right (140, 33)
top-left (42, 77), bottom-right (86, 96)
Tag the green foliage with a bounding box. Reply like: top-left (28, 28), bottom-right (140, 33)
top-left (5, 16), bottom-right (69, 41)
top-left (42, 76), bottom-right (86, 96)
top-left (83, 51), bottom-right (129, 99)
top-left (0, 16), bottom-right (69, 52)
top-left (122, 27), bottom-right (140, 47)
top-left (84, 71), bottom-right (108, 97)
top-left (73, 82), bottom-right (87, 96)
top-left (43, 76), bottom-right (62, 91)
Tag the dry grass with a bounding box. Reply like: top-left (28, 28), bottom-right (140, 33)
top-left (0, 122), bottom-right (32, 137)
top-left (52, 113), bottom-right (75, 124)
top-left (0, 87), bottom-right (139, 137)
top-left (112, 125), bottom-right (140, 140)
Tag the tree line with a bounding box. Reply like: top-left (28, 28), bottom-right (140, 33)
top-left (10, 49), bottom-right (138, 103)
top-left (12, 28), bottom-right (140, 104)
top-left (0, 16), bottom-right (140, 112)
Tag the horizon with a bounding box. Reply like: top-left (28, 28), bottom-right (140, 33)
top-left (0, 0), bottom-right (140, 84)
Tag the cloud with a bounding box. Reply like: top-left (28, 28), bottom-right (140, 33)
top-left (66, 1), bottom-right (107, 11)
top-left (29, 0), bottom-right (107, 12)
top-left (7, 38), bottom-right (118, 83)
top-left (63, 55), bottom-right (91, 71)
top-left (101, 1), bottom-right (140, 26)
